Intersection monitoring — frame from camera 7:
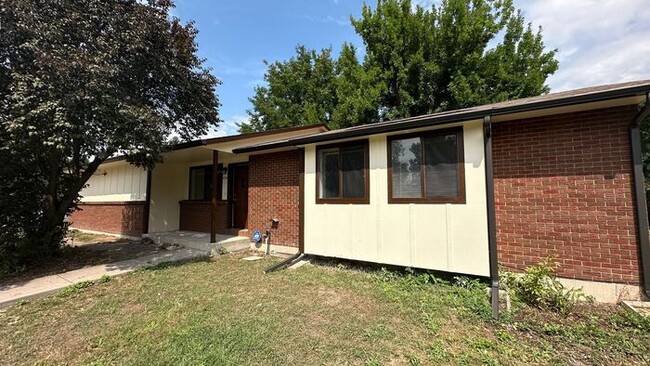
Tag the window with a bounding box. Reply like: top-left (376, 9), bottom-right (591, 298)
top-left (316, 141), bottom-right (369, 203)
top-left (388, 127), bottom-right (465, 203)
top-left (188, 165), bottom-right (213, 200)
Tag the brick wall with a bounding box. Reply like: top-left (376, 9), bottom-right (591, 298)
top-left (493, 105), bottom-right (642, 284)
top-left (247, 151), bottom-right (301, 247)
top-left (179, 200), bottom-right (229, 233)
top-left (69, 201), bottom-right (145, 237)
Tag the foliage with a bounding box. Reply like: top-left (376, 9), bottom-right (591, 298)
top-left (98, 275), bottom-right (112, 284)
top-left (503, 258), bottom-right (591, 313)
top-left (245, 0), bottom-right (558, 132)
top-left (242, 46), bottom-right (337, 133)
top-left (0, 0), bottom-right (219, 269)
top-left (58, 280), bottom-right (94, 297)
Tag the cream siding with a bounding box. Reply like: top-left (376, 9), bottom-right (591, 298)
top-left (303, 121), bottom-right (490, 276)
top-left (80, 163), bottom-right (147, 202)
top-left (148, 162), bottom-right (186, 233)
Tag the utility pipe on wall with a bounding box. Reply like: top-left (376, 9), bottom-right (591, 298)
top-left (483, 114), bottom-right (500, 318)
top-left (629, 92), bottom-right (650, 298)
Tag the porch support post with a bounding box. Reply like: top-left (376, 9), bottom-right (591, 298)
top-left (143, 169), bottom-right (152, 235)
top-left (211, 150), bottom-right (219, 243)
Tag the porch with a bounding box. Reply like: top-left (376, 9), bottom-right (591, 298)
top-left (145, 230), bottom-right (250, 255)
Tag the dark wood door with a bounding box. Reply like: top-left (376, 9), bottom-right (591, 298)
top-left (231, 164), bottom-right (249, 228)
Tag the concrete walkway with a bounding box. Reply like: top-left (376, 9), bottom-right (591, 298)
top-left (0, 248), bottom-right (208, 309)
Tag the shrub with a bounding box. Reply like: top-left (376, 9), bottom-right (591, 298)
top-left (503, 258), bottom-right (590, 313)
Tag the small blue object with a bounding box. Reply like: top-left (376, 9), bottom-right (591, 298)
top-left (252, 230), bottom-right (262, 243)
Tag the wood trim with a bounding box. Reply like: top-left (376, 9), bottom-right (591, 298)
top-left (78, 201), bottom-right (146, 205)
top-left (387, 126), bottom-right (466, 204)
top-left (211, 150), bottom-right (219, 243)
top-left (143, 170), bottom-right (152, 234)
top-left (202, 123), bottom-right (329, 146)
top-left (227, 162), bottom-right (249, 228)
top-left (179, 200), bottom-right (228, 205)
top-left (188, 164), bottom-right (213, 201)
top-left (298, 147), bottom-right (305, 252)
top-left (315, 139), bottom-right (370, 204)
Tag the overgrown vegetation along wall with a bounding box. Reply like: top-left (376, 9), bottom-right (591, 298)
top-left (493, 105), bottom-right (642, 284)
top-left (69, 202), bottom-right (145, 237)
top-left (247, 151), bottom-right (301, 247)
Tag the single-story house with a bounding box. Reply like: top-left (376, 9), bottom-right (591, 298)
top-left (70, 80), bottom-right (650, 307)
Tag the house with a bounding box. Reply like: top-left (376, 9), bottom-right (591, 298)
top-left (70, 80), bottom-right (650, 307)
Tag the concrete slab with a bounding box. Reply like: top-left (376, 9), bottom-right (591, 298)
top-left (0, 248), bottom-right (208, 309)
top-left (288, 257), bottom-right (312, 270)
top-left (622, 300), bottom-right (650, 317)
top-left (242, 256), bottom-right (264, 261)
top-left (145, 231), bottom-right (250, 255)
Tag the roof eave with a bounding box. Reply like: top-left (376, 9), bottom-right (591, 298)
top-left (233, 84), bottom-right (650, 154)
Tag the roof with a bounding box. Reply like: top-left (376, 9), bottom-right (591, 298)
top-left (233, 79), bottom-right (650, 154)
top-left (105, 123), bottom-right (329, 163)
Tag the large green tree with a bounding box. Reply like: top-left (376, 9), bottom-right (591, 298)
top-left (0, 0), bottom-right (219, 269)
top-left (243, 46), bottom-right (337, 133)
top-left (245, 0), bottom-right (558, 131)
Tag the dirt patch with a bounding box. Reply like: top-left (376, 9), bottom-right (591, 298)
top-left (0, 239), bottom-right (162, 287)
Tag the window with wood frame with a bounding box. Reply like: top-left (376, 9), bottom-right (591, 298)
top-left (188, 165), bottom-right (213, 200)
top-left (316, 140), bottom-right (369, 204)
top-left (388, 127), bottom-right (465, 204)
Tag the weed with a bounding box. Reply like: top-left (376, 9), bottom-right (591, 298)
top-left (502, 258), bottom-right (591, 313)
top-left (98, 275), bottom-right (111, 284)
top-left (611, 309), bottom-right (650, 332)
top-left (58, 280), bottom-right (94, 297)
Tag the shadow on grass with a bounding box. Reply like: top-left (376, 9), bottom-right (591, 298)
top-left (308, 255), bottom-right (488, 285)
top-left (139, 256), bottom-right (213, 272)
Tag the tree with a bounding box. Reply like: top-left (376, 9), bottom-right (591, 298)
top-left (353, 0), bottom-right (558, 119)
top-left (0, 0), bottom-right (219, 268)
top-left (331, 43), bottom-right (383, 129)
top-left (245, 0), bottom-right (558, 131)
top-left (242, 46), bottom-right (337, 133)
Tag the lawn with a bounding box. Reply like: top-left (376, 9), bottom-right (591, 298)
top-left (1, 254), bottom-right (649, 365)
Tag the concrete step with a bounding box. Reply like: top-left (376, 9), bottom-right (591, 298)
top-left (145, 231), bottom-right (250, 255)
top-left (216, 236), bottom-right (250, 254)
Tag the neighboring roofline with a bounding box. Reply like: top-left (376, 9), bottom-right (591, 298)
top-left (233, 80), bottom-right (650, 154)
top-left (104, 123), bottom-right (329, 163)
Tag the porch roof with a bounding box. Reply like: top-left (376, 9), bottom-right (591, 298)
top-left (105, 123), bottom-right (329, 164)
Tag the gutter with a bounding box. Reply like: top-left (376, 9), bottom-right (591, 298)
top-left (629, 92), bottom-right (650, 298)
top-left (483, 115), bottom-right (500, 318)
top-left (234, 84), bottom-right (650, 154)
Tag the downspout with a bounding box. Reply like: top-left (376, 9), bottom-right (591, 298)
top-left (629, 92), bottom-right (650, 298)
top-left (484, 115), bottom-right (500, 318)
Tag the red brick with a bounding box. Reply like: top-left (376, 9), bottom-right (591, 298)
top-left (69, 201), bottom-right (145, 237)
top-left (247, 151), bottom-right (300, 247)
top-left (493, 105), bottom-right (642, 284)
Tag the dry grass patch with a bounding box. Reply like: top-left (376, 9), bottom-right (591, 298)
top-left (1, 254), bottom-right (649, 365)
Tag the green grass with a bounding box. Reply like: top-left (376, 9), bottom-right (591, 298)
top-left (0, 254), bottom-right (648, 365)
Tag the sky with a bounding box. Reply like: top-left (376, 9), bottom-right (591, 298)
top-left (171, 0), bottom-right (650, 138)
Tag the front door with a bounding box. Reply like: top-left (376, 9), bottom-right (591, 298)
top-left (231, 164), bottom-right (249, 228)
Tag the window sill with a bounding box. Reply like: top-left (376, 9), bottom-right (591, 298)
top-left (388, 197), bottom-right (466, 204)
top-left (316, 198), bottom-right (370, 204)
